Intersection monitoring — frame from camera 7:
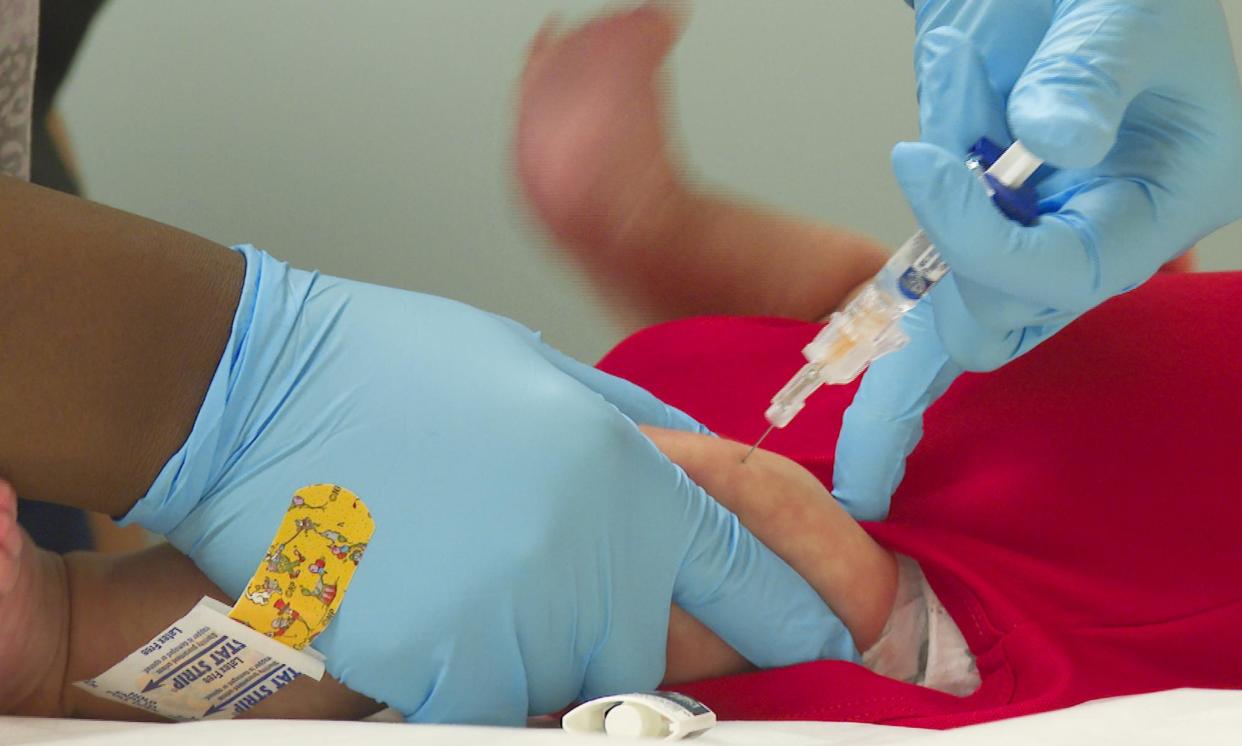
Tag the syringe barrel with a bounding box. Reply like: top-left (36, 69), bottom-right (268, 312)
top-left (761, 138), bottom-right (1044, 431)
top-left (875, 230), bottom-right (944, 304)
top-left (870, 135), bottom-right (1045, 306)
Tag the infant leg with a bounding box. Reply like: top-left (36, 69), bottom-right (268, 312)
top-left (0, 481), bottom-right (71, 716)
top-left (642, 427), bottom-right (898, 652)
top-left (0, 478), bottom-right (379, 721)
top-left (62, 542), bottom-right (382, 720)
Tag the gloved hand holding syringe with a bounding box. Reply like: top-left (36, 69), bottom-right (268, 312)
top-left (743, 138), bottom-right (1044, 461)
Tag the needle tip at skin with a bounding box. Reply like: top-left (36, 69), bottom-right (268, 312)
top-left (741, 424), bottom-right (774, 463)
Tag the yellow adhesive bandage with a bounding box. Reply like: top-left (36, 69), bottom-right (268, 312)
top-left (228, 484), bottom-right (374, 650)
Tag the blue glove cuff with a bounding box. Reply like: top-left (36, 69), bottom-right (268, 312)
top-left (120, 244), bottom-right (309, 535)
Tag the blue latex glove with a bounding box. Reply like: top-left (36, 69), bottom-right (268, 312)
top-left (124, 245), bottom-right (856, 724)
top-left (833, 0), bottom-right (1242, 520)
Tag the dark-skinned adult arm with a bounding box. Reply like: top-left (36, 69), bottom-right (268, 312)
top-left (0, 174), bottom-right (242, 515)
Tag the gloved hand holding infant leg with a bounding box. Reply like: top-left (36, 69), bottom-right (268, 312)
top-left (123, 245), bottom-right (857, 724)
top-left (0, 178), bottom-right (857, 726)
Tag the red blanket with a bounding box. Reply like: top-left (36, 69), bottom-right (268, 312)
top-left (597, 272), bottom-right (1242, 728)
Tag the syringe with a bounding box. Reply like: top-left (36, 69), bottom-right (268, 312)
top-left (742, 139), bottom-right (1044, 461)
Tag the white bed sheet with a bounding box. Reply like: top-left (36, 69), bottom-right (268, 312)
top-left (3, 689), bottom-right (1239, 746)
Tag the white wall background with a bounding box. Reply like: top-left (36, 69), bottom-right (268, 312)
top-left (61, 1), bottom-right (1242, 363)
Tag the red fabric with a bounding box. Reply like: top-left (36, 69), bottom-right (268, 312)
top-left (597, 272), bottom-right (1242, 728)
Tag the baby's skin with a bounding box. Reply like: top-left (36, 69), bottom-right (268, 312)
top-left (0, 478), bottom-right (379, 721)
top-left (652, 427), bottom-right (898, 683)
top-left (0, 428), bottom-right (897, 721)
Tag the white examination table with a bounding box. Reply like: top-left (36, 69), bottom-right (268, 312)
top-left (3, 689), bottom-right (1239, 745)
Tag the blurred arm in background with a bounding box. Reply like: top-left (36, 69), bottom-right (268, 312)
top-left (515, 3), bottom-right (890, 330)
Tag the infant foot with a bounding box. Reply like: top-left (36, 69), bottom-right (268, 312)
top-left (0, 481), bottom-right (70, 716)
top-left (516, 1), bottom-right (689, 253)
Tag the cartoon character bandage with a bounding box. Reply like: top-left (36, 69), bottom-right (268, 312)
top-left (228, 484), bottom-right (374, 650)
